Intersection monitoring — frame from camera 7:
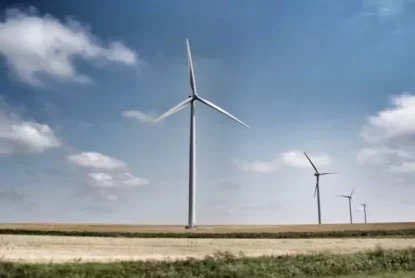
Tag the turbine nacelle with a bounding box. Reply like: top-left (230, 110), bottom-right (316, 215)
top-left (337, 188), bottom-right (357, 208)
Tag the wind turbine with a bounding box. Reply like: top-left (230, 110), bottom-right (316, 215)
top-left (361, 202), bottom-right (368, 224)
top-left (304, 152), bottom-right (337, 225)
top-left (338, 188), bottom-right (356, 224)
top-left (153, 39), bottom-right (249, 229)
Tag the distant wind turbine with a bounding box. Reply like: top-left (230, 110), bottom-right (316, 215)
top-left (304, 152), bottom-right (337, 225)
top-left (153, 39), bottom-right (249, 229)
top-left (361, 202), bottom-right (368, 224)
top-left (338, 188), bottom-right (356, 224)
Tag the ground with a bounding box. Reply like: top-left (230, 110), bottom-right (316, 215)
top-left (1, 223), bottom-right (415, 277)
top-left (1, 235), bottom-right (415, 263)
top-left (1, 222), bottom-right (415, 233)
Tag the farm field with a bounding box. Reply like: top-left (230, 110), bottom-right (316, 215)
top-left (1, 222), bottom-right (415, 241)
top-left (332, 274), bottom-right (415, 278)
top-left (1, 224), bottom-right (415, 277)
top-left (1, 234), bottom-right (415, 263)
top-left (0, 237), bottom-right (414, 277)
top-left (1, 222), bottom-right (415, 233)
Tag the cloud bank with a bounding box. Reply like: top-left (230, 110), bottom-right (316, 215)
top-left (67, 152), bottom-right (126, 170)
top-left (233, 150), bottom-right (332, 174)
top-left (358, 93), bottom-right (415, 173)
top-left (69, 151), bottom-right (149, 201)
top-left (122, 110), bottom-right (156, 124)
top-left (0, 98), bottom-right (61, 154)
top-left (0, 7), bottom-right (141, 87)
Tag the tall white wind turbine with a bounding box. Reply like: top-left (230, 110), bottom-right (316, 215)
top-left (304, 152), bottom-right (337, 225)
top-left (153, 39), bottom-right (249, 229)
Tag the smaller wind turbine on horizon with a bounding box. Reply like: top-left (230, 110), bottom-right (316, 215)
top-left (304, 152), bottom-right (337, 225)
top-left (337, 188), bottom-right (356, 224)
top-left (361, 202), bottom-right (368, 224)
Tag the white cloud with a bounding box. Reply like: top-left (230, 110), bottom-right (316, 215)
top-left (0, 99), bottom-right (61, 154)
top-left (71, 151), bottom-right (149, 202)
top-left (362, 0), bottom-right (410, 17)
top-left (122, 110), bottom-right (155, 124)
top-left (361, 94), bottom-right (415, 143)
top-left (233, 150), bottom-right (332, 174)
top-left (281, 150), bottom-right (331, 168)
top-left (0, 7), bottom-right (141, 87)
top-left (357, 146), bottom-right (414, 165)
top-left (102, 192), bottom-right (119, 202)
top-left (68, 152), bottom-right (126, 170)
top-left (85, 171), bottom-right (149, 202)
top-left (232, 159), bottom-right (279, 174)
top-left (91, 189), bottom-right (119, 202)
top-left (122, 172), bottom-right (150, 186)
top-left (358, 93), bottom-right (415, 173)
top-left (390, 162), bottom-right (415, 173)
top-left (86, 172), bottom-right (115, 189)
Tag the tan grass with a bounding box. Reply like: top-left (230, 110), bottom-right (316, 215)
top-left (0, 222), bottom-right (415, 233)
top-left (0, 235), bottom-right (414, 263)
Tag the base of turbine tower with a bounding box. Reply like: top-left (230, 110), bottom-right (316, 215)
top-left (185, 225), bottom-right (197, 230)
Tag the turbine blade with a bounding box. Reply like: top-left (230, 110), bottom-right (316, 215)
top-left (153, 97), bottom-right (193, 124)
top-left (304, 152), bottom-right (319, 174)
top-left (186, 39), bottom-right (197, 96)
top-left (351, 198), bottom-right (358, 210)
top-left (319, 172), bottom-right (338, 175)
top-left (313, 184), bottom-right (318, 198)
top-left (197, 97), bottom-right (249, 128)
top-left (337, 194), bottom-right (349, 198)
top-left (350, 188), bottom-right (355, 197)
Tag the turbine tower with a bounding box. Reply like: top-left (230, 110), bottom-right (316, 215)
top-left (304, 152), bottom-right (337, 225)
top-left (338, 188), bottom-right (355, 224)
top-left (153, 39), bottom-right (249, 229)
top-left (361, 202), bottom-right (368, 224)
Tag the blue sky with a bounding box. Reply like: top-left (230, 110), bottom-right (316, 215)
top-left (0, 0), bottom-right (415, 225)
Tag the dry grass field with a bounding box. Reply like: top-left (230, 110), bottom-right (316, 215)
top-left (0, 222), bottom-right (414, 264)
top-left (1, 222), bottom-right (415, 233)
top-left (1, 235), bottom-right (415, 263)
top-left (1, 223), bottom-right (415, 277)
